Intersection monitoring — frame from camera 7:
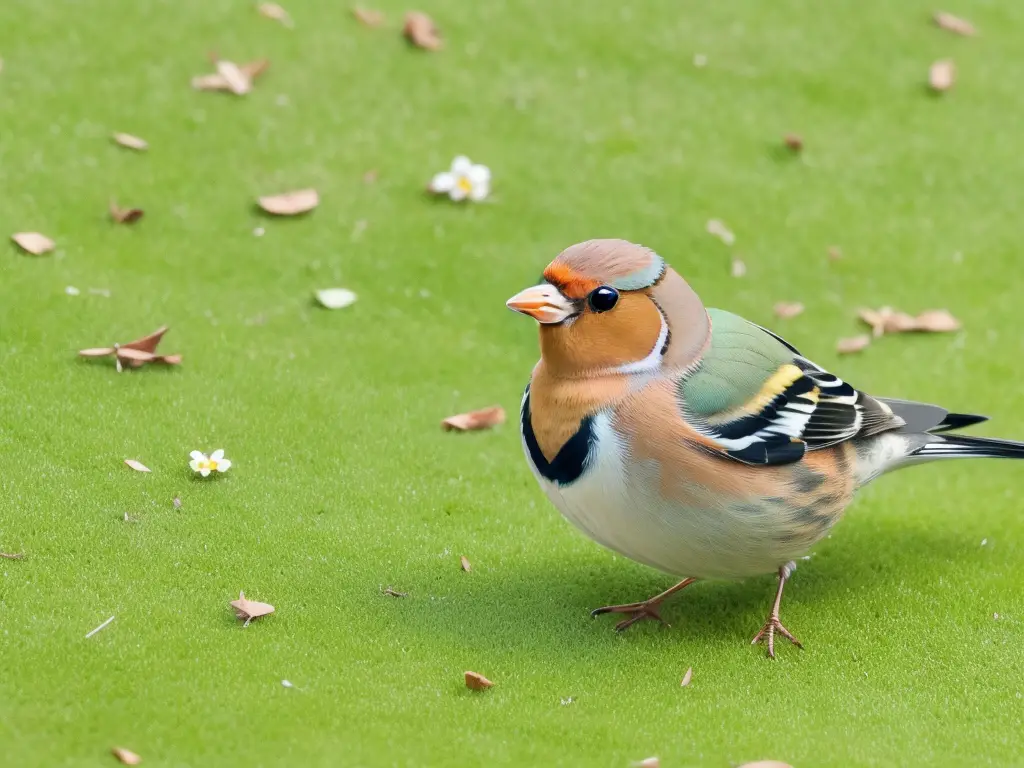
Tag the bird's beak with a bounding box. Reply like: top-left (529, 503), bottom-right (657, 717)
top-left (506, 284), bottom-right (576, 324)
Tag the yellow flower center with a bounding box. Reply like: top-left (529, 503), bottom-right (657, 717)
top-left (207, 460), bottom-right (218, 471)
top-left (456, 176), bottom-right (473, 193)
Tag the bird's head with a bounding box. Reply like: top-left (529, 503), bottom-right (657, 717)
top-left (506, 239), bottom-right (711, 378)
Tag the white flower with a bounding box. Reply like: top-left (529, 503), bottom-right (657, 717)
top-left (428, 155), bottom-right (490, 202)
top-left (190, 449), bottom-right (232, 477)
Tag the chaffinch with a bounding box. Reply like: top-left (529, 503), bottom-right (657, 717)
top-left (507, 238), bottom-right (1023, 657)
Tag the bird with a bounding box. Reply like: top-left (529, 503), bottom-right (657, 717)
top-left (506, 238), bottom-right (1024, 658)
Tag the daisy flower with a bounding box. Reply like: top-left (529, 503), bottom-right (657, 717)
top-left (428, 155), bottom-right (491, 202)
top-left (190, 449), bottom-right (232, 477)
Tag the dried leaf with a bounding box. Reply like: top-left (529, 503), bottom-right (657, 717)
top-left (680, 667), bottom-right (693, 687)
top-left (112, 132), bottom-right (148, 151)
top-left (934, 11), bottom-right (975, 36)
top-left (731, 257), bottom-right (747, 278)
top-left (314, 288), bottom-right (358, 309)
top-left (382, 586), bottom-right (407, 597)
top-left (773, 302), bottom-right (804, 319)
top-left (464, 671), bottom-right (493, 690)
top-left (79, 327), bottom-right (181, 370)
top-left (191, 73), bottom-right (229, 91)
top-left (0, 552), bottom-right (25, 560)
top-left (124, 459), bottom-right (151, 473)
top-left (632, 759), bottom-right (659, 768)
top-left (112, 747), bottom-right (142, 765)
top-left (11, 232), bottom-right (54, 255)
top-left (363, 169), bottom-right (379, 183)
top-left (258, 2), bottom-right (293, 26)
top-left (460, 555), bottom-right (471, 572)
top-left (258, 188), bottom-right (319, 215)
top-left (217, 60), bottom-right (251, 95)
top-left (110, 201), bottom-right (144, 224)
top-left (827, 245), bottom-right (842, 261)
top-left (79, 347), bottom-right (117, 357)
top-left (914, 309), bottom-right (961, 332)
top-left (706, 218), bottom-right (735, 245)
top-left (353, 6), bottom-right (385, 26)
top-left (737, 762), bottom-right (794, 768)
top-left (231, 591), bottom-right (275, 622)
top-left (929, 59), bottom-right (955, 92)
top-left (192, 60), bottom-right (268, 92)
top-left (836, 334), bottom-right (871, 354)
top-left (241, 59), bottom-right (270, 80)
top-left (442, 406), bottom-right (506, 432)
top-left (404, 11), bottom-right (442, 50)
top-left (784, 133), bottom-right (803, 151)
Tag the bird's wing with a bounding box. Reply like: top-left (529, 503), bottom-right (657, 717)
top-left (675, 310), bottom-right (904, 466)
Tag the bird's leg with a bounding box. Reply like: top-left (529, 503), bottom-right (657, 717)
top-left (751, 561), bottom-right (803, 659)
top-left (590, 577), bottom-right (698, 632)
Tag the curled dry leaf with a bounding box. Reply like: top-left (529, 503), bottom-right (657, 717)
top-left (460, 555), bottom-right (471, 572)
top-left (404, 11), bottom-right (442, 50)
top-left (0, 552), bottom-right (25, 560)
top-left (79, 326), bottom-right (182, 370)
top-left (124, 459), bottom-right (151, 473)
top-left (231, 591), bottom-right (275, 622)
top-left (353, 6), bottom-right (385, 26)
top-left (706, 218), bottom-right (735, 245)
top-left (258, 188), bottom-right (319, 216)
top-left (110, 201), bottom-right (144, 225)
top-left (442, 406), bottom-right (506, 432)
top-left (11, 232), bottom-right (54, 255)
top-left (315, 288), bottom-right (358, 309)
top-left (929, 59), bottom-right (956, 92)
top-left (680, 667), bottom-right (693, 687)
top-left (382, 586), bottom-right (407, 597)
top-left (464, 671), bottom-right (493, 690)
top-left (858, 307), bottom-right (961, 336)
top-left (773, 302), bottom-right (804, 319)
top-left (192, 59), bottom-right (268, 92)
top-left (112, 132), bottom-right (148, 151)
top-left (731, 257), bottom-right (747, 278)
top-left (784, 133), bottom-right (803, 151)
top-left (258, 2), bottom-right (293, 27)
top-left (934, 11), bottom-right (975, 36)
top-left (914, 309), bottom-right (961, 332)
top-left (217, 60), bottom-right (251, 95)
top-left (837, 334), bottom-right (871, 354)
top-left (112, 747), bottom-right (142, 766)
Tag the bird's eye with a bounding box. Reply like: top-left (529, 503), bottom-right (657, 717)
top-left (588, 286), bottom-right (619, 313)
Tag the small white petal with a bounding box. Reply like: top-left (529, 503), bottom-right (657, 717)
top-left (468, 181), bottom-right (490, 202)
top-left (189, 460), bottom-right (201, 472)
top-left (199, 467), bottom-right (211, 477)
top-left (429, 172), bottom-right (456, 193)
top-left (190, 450), bottom-right (207, 462)
top-left (216, 459), bottom-right (232, 472)
top-left (448, 184), bottom-right (469, 201)
top-left (450, 155), bottom-right (473, 175)
top-left (315, 288), bottom-right (358, 309)
top-left (467, 164), bottom-right (490, 185)
top-left (210, 449), bottom-right (224, 461)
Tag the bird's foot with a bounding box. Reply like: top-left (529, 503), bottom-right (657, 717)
top-left (751, 615), bottom-right (803, 659)
top-left (590, 599), bottom-right (669, 632)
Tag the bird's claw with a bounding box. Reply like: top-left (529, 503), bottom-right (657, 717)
top-left (591, 601), bottom-right (669, 632)
top-left (751, 616), bottom-right (803, 659)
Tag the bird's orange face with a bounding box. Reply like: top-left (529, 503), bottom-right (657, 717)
top-left (506, 241), bottom-right (671, 378)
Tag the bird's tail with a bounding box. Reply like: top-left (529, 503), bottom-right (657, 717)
top-left (910, 433), bottom-right (1024, 460)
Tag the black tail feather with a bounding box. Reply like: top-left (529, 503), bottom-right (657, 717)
top-left (912, 433), bottom-right (1024, 459)
top-left (930, 412), bottom-right (990, 434)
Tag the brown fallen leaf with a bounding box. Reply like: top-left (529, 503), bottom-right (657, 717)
top-left (242, 58), bottom-right (270, 80)
top-left (217, 60), bottom-right (251, 95)
top-left (837, 334), bottom-right (871, 354)
top-left (460, 555), bottom-right (471, 572)
top-left (257, 188), bottom-right (319, 216)
top-left (110, 200), bottom-right (144, 225)
top-left (731, 257), bottom-right (747, 278)
top-left (680, 667), bottom-right (693, 687)
top-left (783, 133), bottom-right (803, 151)
top-left (258, 2), bottom-right (293, 27)
top-left (442, 406), bottom-right (506, 432)
top-left (404, 11), bottom-right (442, 50)
top-left (737, 762), bottom-right (794, 768)
top-left (934, 11), bottom-right (975, 36)
top-left (827, 245), bottom-right (842, 261)
top-left (858, 307), bottom-right (917, 337)
top-left (191, 59), bottom-right (268, 92)
top-left (112, 747), bottom-right (142, 765)
top-left (124, 459), bottom-right (151, 473)
top-left (231, 591), bottom-right (275, 623)
top-left (112, 132), bottom-right (148, 151)
top-left (930, 59), bottom-right (956, 92)
top-left (464, 671), bottom-right (493, 690)
top-left (363, 169), bottom-right (379, 183)
top-left (79, 326), bottom-right (182, 371)
top-left (0, 552), bottom-right (25, 560)
top-left (382, 586), bottom-right (407, 597)
top-left (11, 232), bottom-right (54, 255)
top-left (353, 6), bottom-right (385, 26)
top-left (706, 218), bottom-right (735, 245)
top-left (632, 759), bottom-right (659, 768)
top-left (773, 302), bottom-right (804, 319)
top-left (914, 309), bottom-right (962, 332)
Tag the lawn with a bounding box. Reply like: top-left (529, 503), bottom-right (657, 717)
top-left (1, 0), bottom-right (1023, 765)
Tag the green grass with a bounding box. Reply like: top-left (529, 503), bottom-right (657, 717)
top-left (2, 0), bottom-right (1023, 765)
